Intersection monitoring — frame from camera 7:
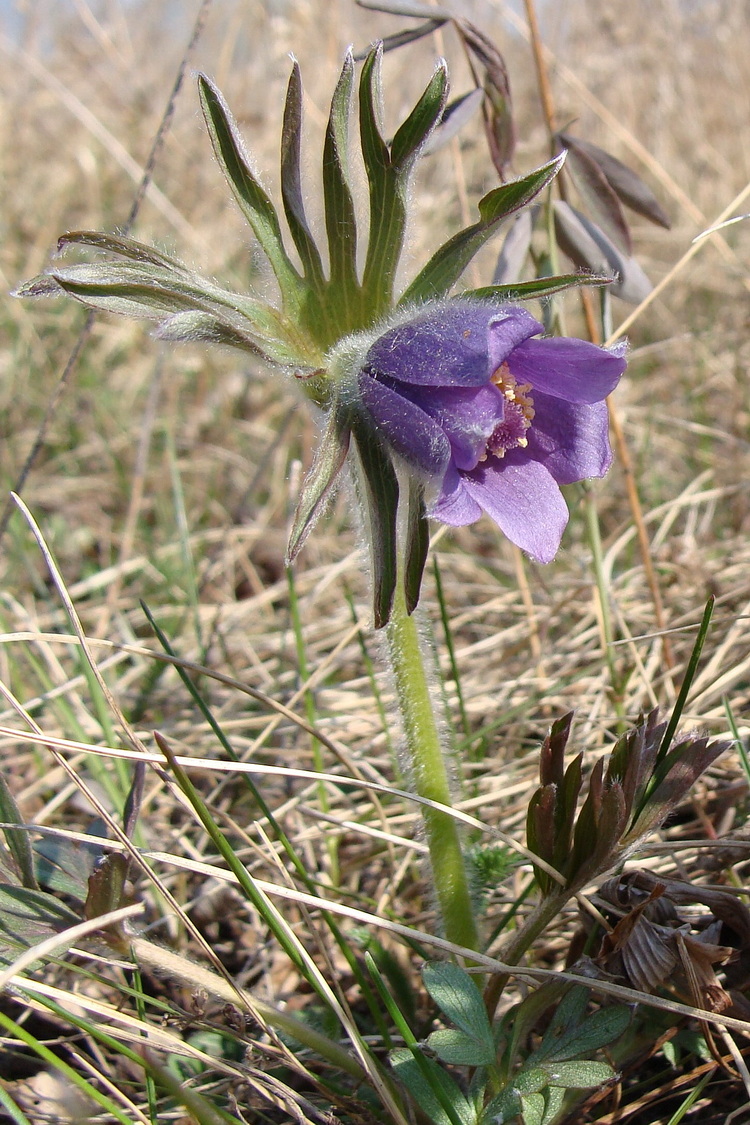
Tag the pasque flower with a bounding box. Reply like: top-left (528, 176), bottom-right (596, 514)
top-left (358, 300), bottom-right (626, 563)
top-left (16, 45), bottom-right (621, 616)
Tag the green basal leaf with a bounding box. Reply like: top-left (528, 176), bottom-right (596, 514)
top-left (552, 1005), bottom-right (631, 1063)
top-left (281, 62), bottom-right (326, 291)
top-left (404, 478), bottom-right (429, 615)
top-left (515, 1068), bottom-right (550, 1096)
top-left (530, 995), bottom-right (631, 1064)
top-left (520, 1092), bottom-right (546, 1125)
top-left (428, 1028), bottom-right (495, 1067)
top-left (351, 418), bottom-right (399, 629)
top-left (287, 405), bottom-right (351, 564)
top-left (322, 51), bottom-right (361, 334)
top-left (389, 1049), bottom-right (477, 1125)
top-left (0, 885), bottom-right (81, 969)
top-left (400, 153), bottom-right (565, 304)
top-left (541, 1060), bottom-right (616, 1089)
top-left (462, 273), bottom-right (615, 302)
top-left (540, 1086), bottom-right (566, 1125)
top-left (198, 74), bottom-right (307, 315)
top-left (481, 1088), bottom-right (519, 1125)
top-left (33, 828), bottom-right (106, 902)
top-left (542, 985), bottom-right (589, 1041)
top-left (0, 774), bottom-right (37, 891)
top-left (422, 962), bottom-right (495, 1058)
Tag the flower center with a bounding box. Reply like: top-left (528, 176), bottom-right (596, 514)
top-left (483, 363), bottom-right (535, 459)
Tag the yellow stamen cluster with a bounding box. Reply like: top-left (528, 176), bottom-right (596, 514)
top-left (491, 363), bottom-right (535, 423)
top-left (481, 362), bottom-right (536, 459)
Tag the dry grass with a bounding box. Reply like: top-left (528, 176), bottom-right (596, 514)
top-left (1, 1), bottom-right (750, 1122)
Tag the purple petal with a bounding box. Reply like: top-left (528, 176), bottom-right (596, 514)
top-left (358, 371), bottom-right (451, 475)
top-left (364, 301), bottom-right (542, 387)
top-left (401, 383), bottom-right (506, 471)
top-left (486, 307), bottom-right (543, 371)
top-left (436, 450), bottom-right (569, 563)
top-left (508, 336), bottom-right (625, 403)
top-left (527, 394), bottom-right (612, 483)
top-left (431, 465), bottom-right (483, 524)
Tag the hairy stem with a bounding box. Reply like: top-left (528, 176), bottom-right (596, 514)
top-left (385, 579), bottom-right (481, 958)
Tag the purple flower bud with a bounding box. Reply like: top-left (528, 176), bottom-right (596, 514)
top-left (358, 300), bottom-right (626, 563)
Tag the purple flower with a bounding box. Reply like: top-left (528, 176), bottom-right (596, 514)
top-left (358, 300), bottom-right (626, 563)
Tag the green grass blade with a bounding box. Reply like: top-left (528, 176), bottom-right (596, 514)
top-left (366, 953), bottom-right (469, 1125)
top-left (286, 564), bottom-right (339, 885)
top-left (154, 734), bottom-right (365, 1061)
top-left (130, 960), bottom-right (159, 1124)
top-left (345, 589), bottom-right (399, 771)
top-left (165, 431), bottom-right (202, 651)
top-left (656, 595), bottom-right (715, 763)
top-left (0, 1009), bottom-right (135, 1125)
top-left (723, 696), bottom-right (750, 788)
top-left (140, 598), bottom-right (408, 1046)
top-left (0, 1086), bottom-right (32, 1125)
top-left (433, 556), bottom-right (471, 743)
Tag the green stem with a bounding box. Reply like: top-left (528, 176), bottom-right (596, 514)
top-left (483, 888), bottom-right (568, 1019)
top-left (385, 579), bottom-right (480, 957)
